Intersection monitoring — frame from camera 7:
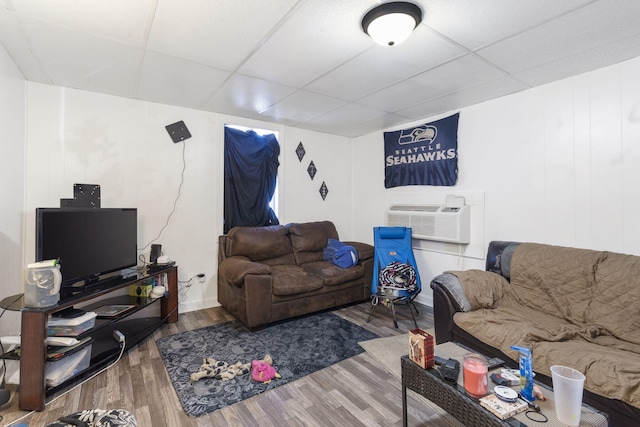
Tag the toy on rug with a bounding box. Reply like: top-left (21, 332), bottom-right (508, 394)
top-left (189, 358), bottom-right (251, 383)
top-left (252, 354), bottom-right (281, 383)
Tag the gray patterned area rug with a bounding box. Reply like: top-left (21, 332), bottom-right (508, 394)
top-left (156, 311), bottom-right (379, 417)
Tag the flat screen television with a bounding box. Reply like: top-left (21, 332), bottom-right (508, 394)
top-left (35, 207), bottom-right (138, 289)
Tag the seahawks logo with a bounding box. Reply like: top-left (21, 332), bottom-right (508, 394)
top-left (398, 125), bottom-right (437, 145)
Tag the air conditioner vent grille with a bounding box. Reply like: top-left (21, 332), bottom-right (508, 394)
top-left (389, 205), bottom-right (439, 213)
top-left (385, 204), bottom-right (470, 244)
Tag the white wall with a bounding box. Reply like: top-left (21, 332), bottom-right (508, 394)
top-left (280, 127), bottom-right (353, 238)
top-left (0, 43), bottom-right (25, 335)
top-left (352, 55), bottom-right (640, 307)
top-left (17, 54), bottom-right (640, 315)
top-left (24, 84), bottom-right (353, 314)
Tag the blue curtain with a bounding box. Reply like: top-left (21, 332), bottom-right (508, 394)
top-left (224, 127), bottom-right (280, 233)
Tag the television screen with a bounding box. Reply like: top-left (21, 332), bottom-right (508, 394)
top-left (35, 207), bottom-right (138, 288)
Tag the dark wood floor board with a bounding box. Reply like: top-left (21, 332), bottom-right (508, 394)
top-left (201, 406), bottom-right (227, 426)
top-left (128, 363), bottom-right (149, 409)
top-left (0, 301), bottom-right (439, 427)
top-left (219, 404), bottom-right (246, 426)
top-left (295, 380), bottom-right (342, 412)
top-left (308, 403), bottom-right (369, 427)
top-left (131, 405), bottom-right (152, 427)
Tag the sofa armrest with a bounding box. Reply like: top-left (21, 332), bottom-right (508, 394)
top-left (431, 273), bottom-right (468, 344)
top-left (218, 256), bottom-right (272, 288)
top-left (446, 270), bottom-right (507, 310)
top-left (431, 273), bottom-right (471, 312)
top-left (343, 241), bottom-right (374, 261)
top-left (430, 270), bottom-right (508, 344)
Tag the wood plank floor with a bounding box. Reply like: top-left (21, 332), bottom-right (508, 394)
top-left (1, 301), bottom-right (444, 427)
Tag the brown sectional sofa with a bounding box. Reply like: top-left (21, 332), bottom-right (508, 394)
top-left (431, 241), bottom-right (640, 426)
top-left (218, 221), bottom-right (374, 329)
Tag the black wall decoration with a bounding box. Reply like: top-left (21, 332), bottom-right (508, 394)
top-left (319, 182), bottom-right (328, 201)
top-left (296, 142), bottom-right (306, 162)
top-left (307, 161), bottom-right (317, 180)
top-left (295, 141), bottom-right (329, 201)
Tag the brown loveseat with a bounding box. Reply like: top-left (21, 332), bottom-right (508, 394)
top-left (431, 241), bottom-right (640, 426)
top-left (218, 221), bottom-right (374, 329)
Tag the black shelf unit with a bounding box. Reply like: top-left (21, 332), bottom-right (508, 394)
top-left (2, 265), bottom-right (179, 411)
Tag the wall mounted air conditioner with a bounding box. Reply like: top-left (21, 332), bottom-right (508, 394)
top-left (385, 204), bottom-right (471, 244)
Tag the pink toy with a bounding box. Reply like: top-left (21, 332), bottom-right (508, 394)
top-left (251, 355), bottom-right (281, 383)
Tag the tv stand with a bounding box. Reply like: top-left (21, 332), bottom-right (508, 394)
top-left (80, 273), bottom-right (127, 290)
top-left (7, 265), bottom-right (178, 411)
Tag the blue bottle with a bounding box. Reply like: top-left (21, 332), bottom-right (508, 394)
top-left (510, 345), bottom-right (535, 401)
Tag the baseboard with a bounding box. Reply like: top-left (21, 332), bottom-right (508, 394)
top-left (178, 297), bottom-right (220, 313)
top-left (414, 292), bottom-right (432, 307)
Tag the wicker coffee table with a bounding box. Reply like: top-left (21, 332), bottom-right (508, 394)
top-left (401, 342), bottom-right (608, 427)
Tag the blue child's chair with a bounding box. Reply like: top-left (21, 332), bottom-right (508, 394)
top-left (367, 226), bottom-right (421, 328)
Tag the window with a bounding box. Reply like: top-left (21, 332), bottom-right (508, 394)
top-left (223, 125), bottom-right (280, 233)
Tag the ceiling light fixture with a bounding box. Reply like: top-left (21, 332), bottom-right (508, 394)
top-left (361, 1), bottom-right (422, 47)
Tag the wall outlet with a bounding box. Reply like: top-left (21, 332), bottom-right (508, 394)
top-left (197, 273), bottom-right (205, 283)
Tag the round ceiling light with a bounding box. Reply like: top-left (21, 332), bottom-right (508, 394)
top-left (361, 2), bottom-right (423, 46)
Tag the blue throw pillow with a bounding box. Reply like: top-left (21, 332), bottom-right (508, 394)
top-left (323, 238), bottom-right (359, 269)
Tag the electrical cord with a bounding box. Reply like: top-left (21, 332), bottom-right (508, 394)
top-left (1, 296), bottom-right (25, 384)
top-left (6, 334), bottom-right (127, 427)
top-left (139, 139), bottom-right (187, 253)
top-left (0, 294), bottom-right (25, 425)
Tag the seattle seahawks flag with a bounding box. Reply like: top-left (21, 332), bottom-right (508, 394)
top-left (384, 113), bottom-right (459, 188)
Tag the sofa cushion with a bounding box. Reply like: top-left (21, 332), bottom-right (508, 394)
top-left (588, 251), bottom-right (640, 345)
top-left (218, 256), bottom-right (272, 287)
top-left (533, 338), bottom-right (640, 410)
top-left (302, 261), bottom-right (364, 286)
top-left (226, 225), bottom-right (293, 263)
top-left (510, 243), bottom-right (604, 323)
top-left (288, 221), bottom-right (339, 265)
top-left (270, 265), bottom-right (324, 296)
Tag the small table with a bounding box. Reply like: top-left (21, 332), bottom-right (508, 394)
top-left (401, 342), bottom-right (609, 427)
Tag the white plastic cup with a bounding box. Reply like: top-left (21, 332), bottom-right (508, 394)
top-left (551, 365), bottom-right (585, 427)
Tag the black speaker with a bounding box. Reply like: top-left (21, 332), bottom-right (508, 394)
top-left (73, 183), bottom-right (101, 208)
top-left (150, 244), bottom-right (162, 263)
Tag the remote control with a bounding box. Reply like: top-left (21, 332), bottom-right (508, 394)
top-left (487, 357), bottom-right (505, 370)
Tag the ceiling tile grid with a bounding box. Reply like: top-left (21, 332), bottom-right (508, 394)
top-left (0, 0), bottom-right (638, 137)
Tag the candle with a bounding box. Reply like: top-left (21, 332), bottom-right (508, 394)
top-left (463, 353), bottom-right (488, 398)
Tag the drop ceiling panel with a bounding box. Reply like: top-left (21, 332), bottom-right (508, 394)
top-left (396, 75), bottom-right (529, 120)
top-left (71, 49), bottom-right (144, 99)
top-left (300, 103), bottom-right (387, 134)
top-left (238, 0), bottom-right (374, 88)
top-left (18, 15), bottom-right (143, 88)
top-left (336, 113), bottom-right (415, 138)
top-left (477, 1), bottom-right (640, 74)
top-left (358, 54), bottom-right (506, 112)
top-left (307, 25), bottom-right (466, 101)
top-left (424, 0), bottom-right (594, 51)
top-left (10, 0), bottom-right (155, 47)
top-left (203, 73), bottom-right (297, 117)
top-left (515, 33), bottom-right (640, 87)
top-left (137, 52), bottom-right (230, 108)
top-left (147, 0), bottom-right (300, 71)
top-left (1, 0), bottom-right (639, 137)
top-left (0, 9), bottom-right (48, 82)
top-left (259, 90), bottom-right (346, 124)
